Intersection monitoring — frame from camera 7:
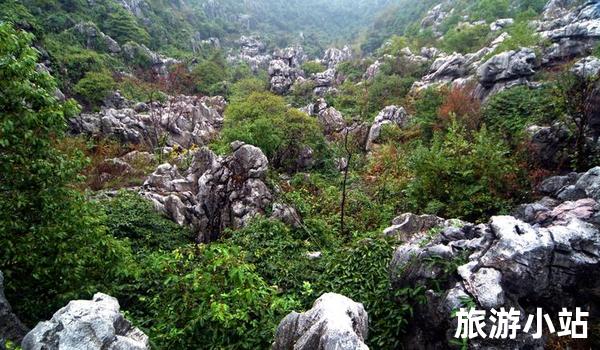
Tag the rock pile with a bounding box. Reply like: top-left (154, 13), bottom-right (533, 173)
top-left (70, 95), bottom-right (226, 149)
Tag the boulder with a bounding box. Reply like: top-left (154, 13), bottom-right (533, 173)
top-left (301, 99), bottom-right (346, 136)
top-left (272, 293), bottom-right (369, 350)
top-left (72, 22), bottom-right (121, 53)
top-left (571, 56), bottom-right (600, 78)
top-left (227, 36), bottom-right (272, 72)
top-left (0, 272), bottom-right (28, 345)
top-left (490, 18), bottom-right (514, 31)
top-left (365, 106), bottom-right (410, 150)
top-left (22, 293), bottom-right (149, 350)
top-left (477, 48), bottom-right (537, 87)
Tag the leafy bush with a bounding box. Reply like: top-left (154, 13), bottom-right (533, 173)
top-left (102, 8), bottom-right (150, 45)
top-left (0, 23), bottom-right (137, 324)
top-left (482, 85), bottom-right (563, 144)
top-left (74, 70), bottom-right (116, 108)
top-left (405, 121), bottom-right (526, 222)
top-left (470, 0), bottom-right (511, 22)
top-left (220, 92), bottom-right (327, 171)
top-left (441, 23), bottom-right (490, 54)
top-left (143, 244), bottom-right (299, 349)
top-left (301, 60), bottom-right (326, 75)
top-left (411, 87), bottom-right (447, 141)
top-left (192, 54), bottom-right (229, 95)
top-left (317, 238), bottom-right (425, 349)
top-left (101, 191), bottom-right (192, 253)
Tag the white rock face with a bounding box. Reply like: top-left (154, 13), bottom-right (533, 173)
top-left (366, 105), bottom-right (410, 150)
top-left (22, 293), bottom-right (149, 350)
top-left (571, 56), bottom-right (600, 78)
top-left (272, 293), bottom-right (369, 350)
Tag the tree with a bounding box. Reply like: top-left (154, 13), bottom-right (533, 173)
top-left (221, 92), bottom-right (326, 171)
top-left (0, 23), bottom-right (136, 324)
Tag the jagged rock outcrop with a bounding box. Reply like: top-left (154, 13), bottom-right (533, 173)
top-left (72, 22), bottom-right (121, 53)
top-left (490, 18), bottom-right (514, 31)
top-left (363, 60), bottom-right (382, 81)
top-left (0, 272), bottom-right (28, 345)
top-left (389, 166), bottom-right (600, 349)
top-left (475, 47), bottom-right (538, 99)
top-left (312, 68), bottom-right (338, 96)
top-left (272, 293), bottom-right (369, 350)
top-left (321, 46), bottom-right (353, 69)
top-left (142, 142), bottom-right (274, 242)
top-left (571, 55), bottom-right (600, 78)
top-left (122, 42), bottom-right (179, 75)
top-left (22, 293), bottom-right (149, 350)
top-left (70, 95), bottom-right (225, 149)
top-left (365, 106), bottom-right (410, 151)
top-left (539, 0), bottom-right (600, 64)
top-left (268, 46), bottom-right (306, 94)
top-left (227, 36), bottom-right (272, 72)
top-left (301, 99), bottom-right (346, 136)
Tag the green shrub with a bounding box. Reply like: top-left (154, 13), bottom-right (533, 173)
top-left (405, 121), bottom-right (525, 222)
top-left (0, 23), bottom-right (137, 324)
top-left (411, 87), bottom-right (447, 141)
top-left (317, 237), bottom-right (426, 349)
top-left (441, 23), bottom-right (490, 54)
top-left (470, 0), bottom-right (511, 22)
top-left (482, 85), bottom-right (563, 144)
top-left (301, 60), bottom-right (326, 75)
top-left (220, 92), bottom-right (327, 171)
top-left (101, 191), bottom-right (192, 253)
top-left (74, 70), bottom-right (116, 107)
top-left (229, 77), bottom-right (268, 103)
top-left (102, 8), bottom-right (150, 45)
top-left (143, 244), bottom-right (299, 349)
top-left (192, 54), bottom-right (229, 95)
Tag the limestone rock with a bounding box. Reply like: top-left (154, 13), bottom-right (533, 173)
top-left (0, 272), bottom-right (28, 345)
top-left (365, 106), bottom-right (410, 150)
top-left (272, 293), bottom-right (369, 350)
top-left (22, 293), bottom-right (149, 350)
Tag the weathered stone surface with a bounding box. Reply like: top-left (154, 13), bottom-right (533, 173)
top-left (142, 142), bottom-right (274, 242)
top-left (321, 46), bottom-right (353, 69)
top-left (70, 95), bottom-right (225, 149)
top-left (477, 48), bottom-right (537, 87)
top-left (388, 166), bottom-right (600, 349)
top-left (526, 124), bottom-right (572, 169)
top-left (0, 272), bottom-right (28, 345)
top-left (272, 293), bottom-right (369, 350)
top-left (73, 22), bottom-right (121, 53)
top-left (121, 42), bottom-right (179, 75)
top-left (571, 56), bottom-right (600, 78)
top-left (366, 106), bottom-right (410, 150)
top-left (227, 36), bottom-right (272, 72)
top-left (301, 99), bottom-right (346, 136)
top-left (22, 293), bottom-right (149, 350)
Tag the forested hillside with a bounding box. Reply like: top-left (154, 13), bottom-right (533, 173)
top-left (2, 0), bottom-right (600, 349)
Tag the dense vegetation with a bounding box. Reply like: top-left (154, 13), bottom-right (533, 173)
top-left (2, 0), bottom-right (600, 348)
